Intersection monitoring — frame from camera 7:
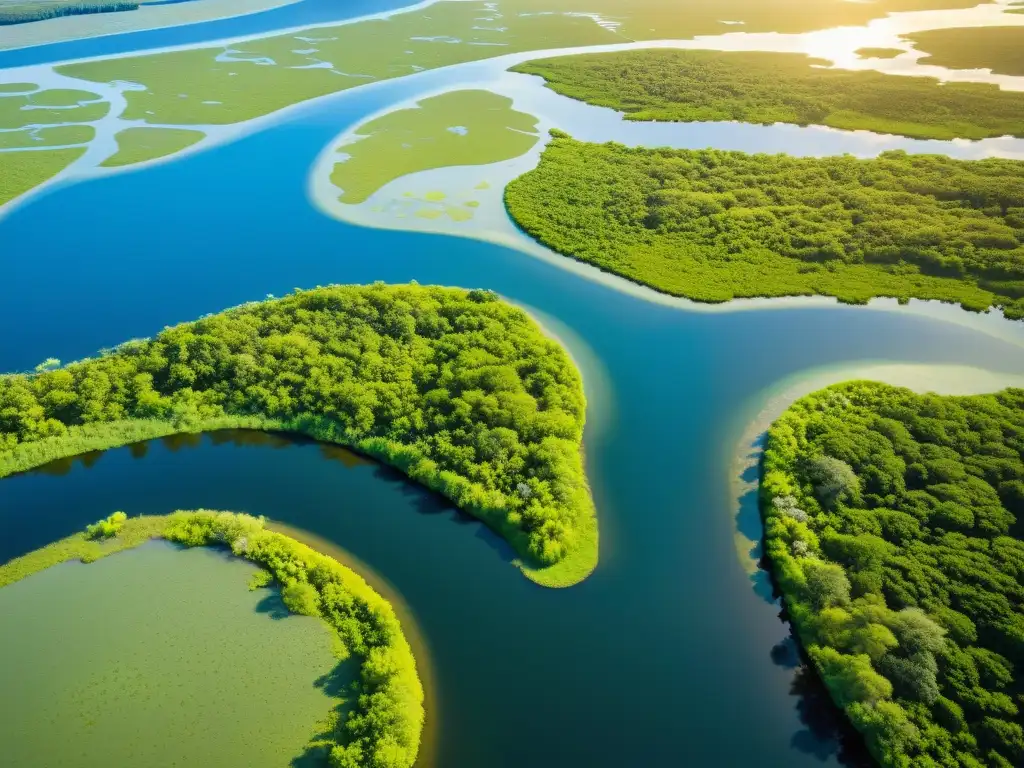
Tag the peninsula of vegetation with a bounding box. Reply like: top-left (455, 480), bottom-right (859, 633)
top-left (0, 284), bottom-right (595, 586)
top-left (505, 133), bottom-right (1024, 318)
top-left (510, 49), bottom-right (1024, 140)
top-left (906, 27), bottom-right (1024, 77)
top-left (760, 382), bottom-right (1024, 767)
top-left (0, 510), bottom-right (424, 768)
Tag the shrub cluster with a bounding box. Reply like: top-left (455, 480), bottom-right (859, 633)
top-left (0, 284), bottom-right (590, 568)
top-left (505, 134), bottom-right (1024, 317)
top-left (762, 382), bottom-right (1024, 766)
top-left (85, 510), bottom-right (127, 539)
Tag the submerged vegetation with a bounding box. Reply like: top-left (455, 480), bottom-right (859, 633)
top-left (505, 134), bottom-right (1024, 317)
top-left (0, 510), bottom-right (424, 768)
top-left (761, 382), bottom-right (1024, 767)
top-left (0, 284), bottom-right (595, 586)
top-left (906, 27), bottom-right (1024, 77)
top-left (511, 49), bottom-right (1024, 140)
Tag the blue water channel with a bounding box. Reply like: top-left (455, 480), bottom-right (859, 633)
top-left (3, 17), bottom-right (1024, 768)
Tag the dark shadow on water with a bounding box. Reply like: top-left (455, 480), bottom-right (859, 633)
top-left (290, 656), bottom-right (361, 768)
top-left (32, 449), bottom-right (105, 477)
top-left (785, 653), bottom-right (873, 767)
top-left (161, 432), bottom-right (203, 451)
top-left (369, 461), bottom-right (518, 566)
top-left (255, 590), bottom-right (292, 620)
top-left (770, 637), bottom-right (800, 669)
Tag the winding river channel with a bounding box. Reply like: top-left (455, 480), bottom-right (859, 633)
top-left (4, 1), bottom-right (1024, 766)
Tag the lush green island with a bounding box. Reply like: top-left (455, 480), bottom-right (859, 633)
top-left (760, 382), bottom-right (1024, 767)
top-left (510, 49), bottom-right (1024, 140)
top-left (0, 0), bottom-right (137, 26)
top-left (504, 133), bottom-right (1024, 318)
top-left (0, 510), bottom-right (424, 767)
top-left (0, 284), bottom-right (595, 586)
top-left (906, 27), bottom-right (1024, 77)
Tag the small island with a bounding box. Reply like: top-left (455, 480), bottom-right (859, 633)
top-left (0, 284), bottom-right (597, 587)
top-left (760, 382), bottom-right (1024, 767)
top-left (505, 133), bottom-right (1024, 318)
top-left (0, 509), bottom-right (425, 768)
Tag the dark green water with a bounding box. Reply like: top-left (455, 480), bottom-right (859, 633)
top-left (3, 48), bottom-right (1024, 768)
top-left (0, 541), bottom-right (338, 767)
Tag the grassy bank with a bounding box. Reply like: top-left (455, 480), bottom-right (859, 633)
top-left (0, 510), bottom-right (425, 768)
top-left (760, 382), bottom-right (1024, 767)
top-left (0, 284), bottom-right (597, 586)
top-left (907, 26), bottom-right (1024, 77)
top-left (504, 133), bottom-right (1024, 318)
top-left (511, 49), bottom-right (1024, 140)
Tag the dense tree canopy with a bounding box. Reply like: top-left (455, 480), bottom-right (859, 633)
top-left (0, 285), bottom-right (594, 579)
top-left (512, 49), bottom-right (1024, 140)
top-left (505, 134), bottom-right (1024, 317)
top-left (762, 382), bottom-right (1024, 767)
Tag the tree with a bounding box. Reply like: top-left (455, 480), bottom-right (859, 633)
top-left (803, 560), bottom-right (852, 610)
top-left (282, 581), bottom-right (321, 617)
top-left (809, 455), bottom-right (860, 509)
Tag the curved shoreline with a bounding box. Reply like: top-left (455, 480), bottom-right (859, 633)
top-left (0, 510), bottom-right (427, 767)
top-left (266, 520), bottom-right (439, 768)
top-left (727, 362), bottom-right (1024, 582)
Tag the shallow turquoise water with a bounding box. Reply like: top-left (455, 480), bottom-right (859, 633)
top-left (0, 541), bottom-right (339, 768)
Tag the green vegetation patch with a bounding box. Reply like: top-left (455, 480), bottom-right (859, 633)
top-left (761, 382), bottom-right (1024, 767)
top-left (0, 124), bottom-right (94, 148)
top-left (0, 0), bottom-right (137, 25)
top-left (0, 147), bottom-right (84, 205)
top-left (101, 126), bottom-right (205, 168)
top-left (505, 134), bottom-right (1024, 318)
top-left (907, 26), bottom-right (1024, 77)
top-left (0, 88), bottom-right (107, 130)
top-left (855, 47), bottom-right (905, 59)
top-left (0, 284), bottom-right (596, 585)
top-left (0, 510), bottom-right (424, 768)
top-left (331, 90), bottom-right (539, 204)
top-left (511, 49), bottom-right (1024, 140)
